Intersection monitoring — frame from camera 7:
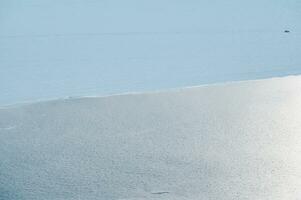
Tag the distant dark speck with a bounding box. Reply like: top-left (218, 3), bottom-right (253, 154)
top-left (151, 191), bottom-right (169, 195)
top-left (284, 30), bottom-right (290, 33)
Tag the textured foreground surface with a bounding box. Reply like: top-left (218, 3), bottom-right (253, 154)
top-left (1, 76), bottom-right (301, 199)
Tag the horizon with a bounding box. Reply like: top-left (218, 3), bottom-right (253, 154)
top-left (1, 0), bottom-right (301, 105)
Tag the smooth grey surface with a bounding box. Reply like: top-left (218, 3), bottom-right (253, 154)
top-left (1, 76), bottom-right (301, 199)
top-left (1, 0), bottom-right (301, 105)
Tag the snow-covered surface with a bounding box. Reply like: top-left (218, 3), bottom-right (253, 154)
top-left (1, 0), bottom-right (301, 105)
top-left (1, 76), bottom-right (301, 200)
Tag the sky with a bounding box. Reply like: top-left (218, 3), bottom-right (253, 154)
top-left (1, 0), bottom-right (301, 105)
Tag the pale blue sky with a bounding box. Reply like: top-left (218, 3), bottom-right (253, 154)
top-left (1, 0), bottom-right (301, 105)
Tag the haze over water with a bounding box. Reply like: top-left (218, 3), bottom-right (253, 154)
top-left (1, 0), bottom-right (301, 105)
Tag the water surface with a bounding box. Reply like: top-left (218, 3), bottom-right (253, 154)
top-left (1, 0), bottom-right (300, 105)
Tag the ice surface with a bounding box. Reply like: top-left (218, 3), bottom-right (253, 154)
top-left (0, 76), bottom-right (301, 199)
top-left (1, 0), bottom-right (301, 105)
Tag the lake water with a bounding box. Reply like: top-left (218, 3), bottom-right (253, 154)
top-left (1, 0), bottom-right (301, 105)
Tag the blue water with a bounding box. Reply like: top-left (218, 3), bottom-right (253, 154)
top-left (1, 0), bottom-right (301, 105)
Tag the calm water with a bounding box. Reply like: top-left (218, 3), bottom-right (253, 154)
top-left (1, 0), bottom-right (301, 105)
